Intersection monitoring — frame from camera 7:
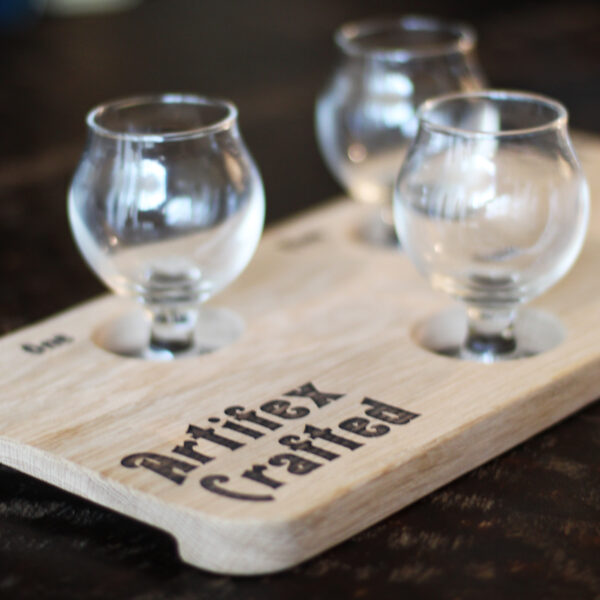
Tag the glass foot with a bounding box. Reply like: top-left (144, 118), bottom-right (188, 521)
top-left (92, 306), bottom-right (244, 360)
top-left (412, 307), bottom-right (565, 363)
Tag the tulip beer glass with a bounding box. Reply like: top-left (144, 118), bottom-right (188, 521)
top-left (68, 94), bottom-right (265, 359)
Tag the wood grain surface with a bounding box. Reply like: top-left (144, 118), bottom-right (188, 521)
top-left (1, 136), bottom-right (598, 575)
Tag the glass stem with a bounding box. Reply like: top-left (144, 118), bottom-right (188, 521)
top-left (149, 305), bottom-right (198, 353)
top-left (365, 203), bottom-right (398, 247)
top-left (465, 306), bottom-right (517, 356)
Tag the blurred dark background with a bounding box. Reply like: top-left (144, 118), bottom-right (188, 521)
top-left (2, 0), bottom-right (600, 326)
top-left (1, 1), bottom-right (599, 598)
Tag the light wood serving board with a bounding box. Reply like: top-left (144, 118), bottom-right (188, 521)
top-left (1, 135), bottom-right (600, 575)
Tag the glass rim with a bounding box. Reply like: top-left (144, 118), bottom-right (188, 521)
top-left (417, 90), bottom-right (569, 138)
top-left (334, 14), bottom-right (476, 61)
top-left (86, 93), bottom-right (238, 142)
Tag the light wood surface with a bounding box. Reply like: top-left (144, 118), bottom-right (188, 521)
top-left (1, 135), bottom-right (599, 575)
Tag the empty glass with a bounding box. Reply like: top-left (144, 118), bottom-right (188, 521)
top-left (394, 90), bottom-right (589, 362)
top-left (68, 94), bottom-right (265, 359)
top-left (315, 15), bottom-right (485, 245)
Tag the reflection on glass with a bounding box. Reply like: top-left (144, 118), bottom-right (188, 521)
top-left (316, 15), bottom-right (485, 245)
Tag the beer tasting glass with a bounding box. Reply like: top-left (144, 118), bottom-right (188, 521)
top-left (68, 94), bottom-right (265, 359)
top-left (316, 15), bottom-right (485, 245)
top-left (394, 90), bottom-right (589, 362)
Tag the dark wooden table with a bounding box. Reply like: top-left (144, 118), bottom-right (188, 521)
top-left (1, 1), bottom-right (599, 598)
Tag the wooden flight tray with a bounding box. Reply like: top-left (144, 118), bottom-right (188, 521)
top-left (1, 134), bottom-right (599, 576)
